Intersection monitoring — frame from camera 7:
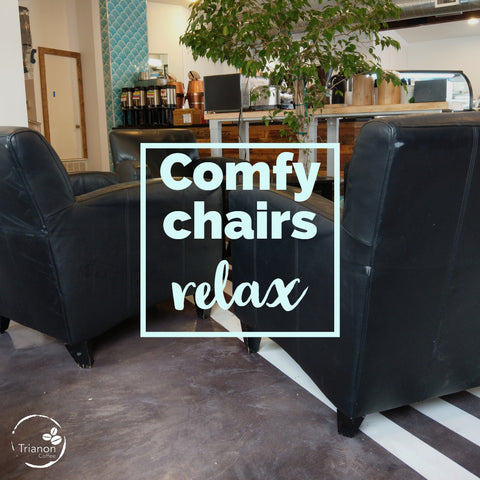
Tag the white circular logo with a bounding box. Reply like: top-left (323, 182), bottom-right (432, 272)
top-left (11, 415), bottom-right (66, 469)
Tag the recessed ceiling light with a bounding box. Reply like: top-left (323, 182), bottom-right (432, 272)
top-left (467, 18), bottom-right (479, 25)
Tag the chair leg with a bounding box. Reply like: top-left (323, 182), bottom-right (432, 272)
top-left (337, 410), bottom-right (364, 437)
top-left (240, 321), bottom-right (261, 353)
top-left (65, 341), bottom-right (93, 368)
top-left (195, 304), bottom-right (211, 320)
top-left (0, 316), bottom-right (10, 334)
top-left (224, 238), bottom-right (231, 260)
top-left (194, 290), bottom-right (215, 319)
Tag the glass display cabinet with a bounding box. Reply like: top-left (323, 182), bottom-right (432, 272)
top-left (397, 70), bottom-right (473, 110)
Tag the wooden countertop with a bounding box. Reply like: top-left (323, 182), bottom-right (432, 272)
top-left (204, 102), bottom-right (452, 121)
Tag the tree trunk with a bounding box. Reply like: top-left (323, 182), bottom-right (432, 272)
top-left (293, 77), bottom-right (310, 168)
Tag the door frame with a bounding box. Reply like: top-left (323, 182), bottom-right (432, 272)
top-left (38, 47), bottom-right (88, 159)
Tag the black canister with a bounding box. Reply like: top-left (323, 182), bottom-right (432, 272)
top-left (131, 87), bottom-right (147, 126)
top-left (132, 87), bottom-right (141, 108)
top-left (139, 87), bottom-right (147, 108)
top-left (147, 85), bottom-right (162, 107)
top-left (121, 87), bottom-right (134, 126)
top-left (146, 86), bottom-right (162, 125)
top-left (121, 88), bottom-right (128, 109)
top-left (126, 87), bottom-right (133, 108)
top-left (161, 85), bottom-right (176, 126)
top-left (161, 85), bottom-right (176, 108)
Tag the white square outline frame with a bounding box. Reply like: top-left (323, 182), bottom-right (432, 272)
top-left (140, 142), bottom-right (340, 338)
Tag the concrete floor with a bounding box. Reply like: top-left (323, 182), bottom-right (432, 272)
top-left (1, 301), bottom-right (479, 479)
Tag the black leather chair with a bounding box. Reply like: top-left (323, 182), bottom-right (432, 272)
top-left (110, 128), bottom-right (242, 258)
top-left (109, 128), bottom-right (233, 182)
top-left (0, 127), bottom-right (223, 367)
top-left (230, 111), bottom-right (480, 436)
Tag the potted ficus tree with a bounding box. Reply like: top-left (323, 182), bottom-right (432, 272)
top-left (180, 0), bottom-right (402, 166)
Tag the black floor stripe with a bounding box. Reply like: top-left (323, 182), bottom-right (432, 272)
top-left (441, 391), bottom-right (480, 418)
top-left (382, 405), bottom-right (480, 476)
top-left (222, 282), bottom-right (480, 477)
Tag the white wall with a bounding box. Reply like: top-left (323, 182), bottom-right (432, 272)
top-left (147, 1), bottom-right (236, 87)
top-left (148, 3), bottom-right (480, 103)
top-left (147, 2), bottom-right (187, 82)
top-left (19, 0), bottom-right (109, 170)
top-left (20, 0), bottom-right (79, 128)
top-left (75, 0), bottom-right (109, 171)
top-left (0, 0), bottom-right (28, 127)
top-left (406, 36), bottom-right (480, 99)
top-left (379, 22), bottom-right (480, 100)
top-left (375, 30), bottom-right (409, 73)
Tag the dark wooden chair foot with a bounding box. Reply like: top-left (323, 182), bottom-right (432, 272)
top-left (65, 341), bottom-right (93, 368)
top-left (195, 304), bottom-right (211, 319)
top-left (337, 410), bottom-right (364, 437)
top-left (224, 238), bottom-right (231, 261)
top-left (194, 290), bottom-right (215, 319)
top-left (241, 321), bottom-right (261, 353)
top-left (0, 316), bottom-right (10, 334)
top-left (245, 337), bottom-right (261, 353)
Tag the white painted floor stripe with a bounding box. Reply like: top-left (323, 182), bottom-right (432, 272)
top-left (209, 298), bottom-right (480, 480)
top-left (254, 336), bottom-right (480, 480)
top-left (224, 279), bottom-right (233, 297)
top-left (361, 414), bottom-right (479, 480)
top-left (412, 398), bottom-right (480, 447)
top-left (210, 304), bottom-right (242, 339)
top-left (468, 387), bottom-right (480, 399)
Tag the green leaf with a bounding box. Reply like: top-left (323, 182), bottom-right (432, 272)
top-left (180, 0), bottom-right (403, 141)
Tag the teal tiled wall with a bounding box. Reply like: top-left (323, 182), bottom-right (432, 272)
top-left (100, 0), bottom-right (149, 130)
top-left (99, 0), bottom-right (114, 134)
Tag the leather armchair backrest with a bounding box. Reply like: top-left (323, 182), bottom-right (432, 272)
top-left (343, 112), bottom-right (480, 265)
top-left (0, 127), bottom-right (73, 336)
top-left (109, 128), bottom-right (199, 178)
top-left (341, 111), bottom-right (480, 413)
top-left (0, 127), bottom-right (74, 225)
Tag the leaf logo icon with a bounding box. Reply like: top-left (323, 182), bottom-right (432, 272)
top-left (42, 427), bottom-right (62, 445)
top-left (51, 435), bottom-right (62, 445)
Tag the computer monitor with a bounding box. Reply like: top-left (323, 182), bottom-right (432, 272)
top-left (204, 73), bottom-right (242, 113)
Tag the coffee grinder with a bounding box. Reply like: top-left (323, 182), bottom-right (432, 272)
top-left (121, 87), bottom-right (133, 127)
top-left (132, 86), bottom-right (147, 126)
top-left (161, 84), bottom-right (176, 126)
top-left (146, 85), bottom-right (162, 126)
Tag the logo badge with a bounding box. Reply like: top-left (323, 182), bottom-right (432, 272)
top-left (11, 415), bottom-right (66, 469)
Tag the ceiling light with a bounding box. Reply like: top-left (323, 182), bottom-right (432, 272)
top-left (467, 18), bottom-right (479, 25)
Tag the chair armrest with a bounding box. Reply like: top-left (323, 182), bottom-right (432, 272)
top-left (272, 184), bottom-right (335, 221)
top-left (65, 178), bottom-right (224, 278)
top-left (69, 171), bottom-right (119, 195)
top-left (114, 160), bottom-right (152, 182)
top-left (47, 179), bottom-right (224, 341)
top-left (74, 178), bottom-right (219, 210)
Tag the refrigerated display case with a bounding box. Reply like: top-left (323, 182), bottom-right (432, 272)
top-left (397, 70), bottom-right (473, 110)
